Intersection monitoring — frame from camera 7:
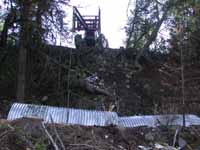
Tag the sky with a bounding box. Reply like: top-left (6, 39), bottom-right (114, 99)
top-left (68, 0), bottom-right (130, 48)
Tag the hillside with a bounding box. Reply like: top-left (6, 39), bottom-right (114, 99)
top-left (0, 118), bottom-right (200, 150)
top-left (1, 46), bottom-right (200, 116)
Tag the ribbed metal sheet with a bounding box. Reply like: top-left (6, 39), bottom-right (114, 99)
top-left (119, 116), bottom-right (155, 127)
top-left (68, 108), bottom-right (118, 126)
top-left (119, 115), bottom-right (200, 127)
top-left (7, 103), bottom-right (200, 128)
top-left (7, 103), bottom-right (118, 126)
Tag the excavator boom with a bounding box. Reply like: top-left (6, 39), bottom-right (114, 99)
top-left (72, 6), bottom-right (108, 48)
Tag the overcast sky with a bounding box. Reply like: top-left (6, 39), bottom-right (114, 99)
top-left (69, 0), bottom-right (130, 48)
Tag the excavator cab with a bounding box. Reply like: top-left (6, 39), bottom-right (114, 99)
top-left (72, 6), bottom-right (108, 49)
top-left (85, 30), bottom-right (96, 46)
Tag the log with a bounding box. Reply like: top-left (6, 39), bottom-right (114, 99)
top-left (79, 79), bottom-right (112, 96)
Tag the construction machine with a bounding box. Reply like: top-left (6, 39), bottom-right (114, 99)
top-left (72, 6), bottom-right (108, 49)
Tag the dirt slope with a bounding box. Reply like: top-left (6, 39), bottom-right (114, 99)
top-left (0, 118), bottom-right (200, 150)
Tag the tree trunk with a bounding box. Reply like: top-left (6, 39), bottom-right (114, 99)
top-left (16, 46), bottom-right (27, 100)
top-left (36, 2), bottom-right (43, 44)
top-left (16, 1), bottom-right (30, 101)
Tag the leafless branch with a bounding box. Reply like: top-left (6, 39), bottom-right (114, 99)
top-left (49, 115), bottom-right (66, 150)
top-left (41, 122), bottom-right (60, 150)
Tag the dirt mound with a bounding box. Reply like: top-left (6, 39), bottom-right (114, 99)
top-left (0, 118), bottom-right (200, 150)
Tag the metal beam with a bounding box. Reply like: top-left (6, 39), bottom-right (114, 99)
top-left (73, 6), bottom-right (88, 30)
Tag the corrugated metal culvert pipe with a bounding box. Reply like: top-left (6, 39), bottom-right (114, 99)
top-left (7, 103), bottom-right (200, 127)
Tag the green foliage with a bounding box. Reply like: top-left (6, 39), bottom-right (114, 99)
top-left (0, 124), bottom-right (10, 129)
top-left (35, 142), bottom-right (46, 150)
top-left (0, 0), bottom-right (69, 46)
top-left (126, 0), bottom-right (200, 59)
top-left (0, 23), bottom-right (3, 32)
top-left (167, 0), bottom-right (200, 61)
top-left (125, 0), bottom-right (169, 51)
top-left (0, 11), bottom-right (4, 32)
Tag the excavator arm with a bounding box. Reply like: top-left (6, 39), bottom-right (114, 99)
top-left (73, 6), bottom-right (88, 31)
top-left (72, 6), bottom-right (108, 48)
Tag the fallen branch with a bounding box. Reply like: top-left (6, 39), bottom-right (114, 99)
top-left (173, 128), bottom-right (180, 147)
top-left (162, 63), bottom-right (181, 72)
top-left (50, 115), bottom-right (66, 150)
top-left (185, 77), bottom-right (200, 83)
top-left (158, 68), bottom-right (174, 77)
top-left (79, 79), bottom-right (112, 96)
top-left (0, 124), bottom-right (15, 140)
top-left (0, 130), bottom-right (11, 140)
top-left (41, 122), bottom-right (60, 150)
